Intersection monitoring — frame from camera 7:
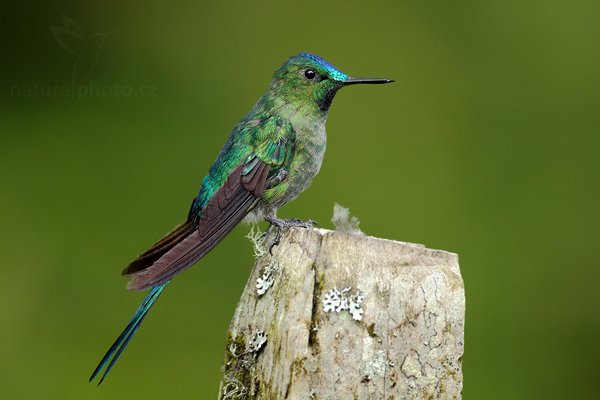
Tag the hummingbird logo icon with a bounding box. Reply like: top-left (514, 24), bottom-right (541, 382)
top-left (51, 15), bottom-right (115, 86)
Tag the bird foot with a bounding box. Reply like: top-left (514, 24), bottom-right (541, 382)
top-left (264, 217), bottom-right (318, 254)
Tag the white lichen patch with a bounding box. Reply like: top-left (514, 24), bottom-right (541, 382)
top-left (221, 375), bottom-right (248, 399)
top-left (323, 286), bottom-right (365, 321)
top-left (246, 331), bottom-right (267, 353)
top-left (349, 291), bottom-right (365, 321)
top-left (323, 287), bottom-right (342, 312)
top-left (256, 275), bottom-right (274, 296)
top-left (256, 261), bottom-right (279, 296)
top-left (246, 225), bottom-right (267, 259)
top-left (363, 350), bottom-right (387, 381)
top-left (331, 203), bottom-right (363, 234)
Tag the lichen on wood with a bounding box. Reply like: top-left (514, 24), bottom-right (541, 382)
top-left (218, 211), bottom-right (464, 399)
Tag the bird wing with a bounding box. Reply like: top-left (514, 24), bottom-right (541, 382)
top-left (121, 198), bottom-right (198, 275)
top-left (124, 121), bottom-right (294, 291)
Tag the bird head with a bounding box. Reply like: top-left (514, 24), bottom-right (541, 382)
top-left (269, 53), bottom-right (393, 114)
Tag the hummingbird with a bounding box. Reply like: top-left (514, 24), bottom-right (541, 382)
top-left (90, 52), bottom-right (393, 384)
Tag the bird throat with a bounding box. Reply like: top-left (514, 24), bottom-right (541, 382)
top-left (318, 87), bottom-right (338, 112)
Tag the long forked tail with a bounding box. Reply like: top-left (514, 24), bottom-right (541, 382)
top-left (89, 281), bottom-right (169, 385)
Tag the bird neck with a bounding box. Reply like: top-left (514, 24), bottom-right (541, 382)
top-left (255, 87), bottom-right (328, 131)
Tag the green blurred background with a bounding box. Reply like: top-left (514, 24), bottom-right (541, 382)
top-left (1, 0), bottom-right (598, 399)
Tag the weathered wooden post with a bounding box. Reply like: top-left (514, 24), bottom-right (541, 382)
top-left (219, 207), bottom-right (464, 399)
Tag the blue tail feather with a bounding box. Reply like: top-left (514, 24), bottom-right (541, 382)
top-left (90, 282), bottom-right (169, 384)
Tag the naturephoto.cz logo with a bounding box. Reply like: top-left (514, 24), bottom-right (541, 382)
top-left (10, 14), bottom-right (157, 99)
top-left (10, 82), bottom-right (157, 99)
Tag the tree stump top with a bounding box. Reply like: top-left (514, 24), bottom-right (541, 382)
top-left (220, 227), bottom-right (464, 400)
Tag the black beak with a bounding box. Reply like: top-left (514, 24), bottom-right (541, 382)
top-left (343, 77), bottom-right (394, 86)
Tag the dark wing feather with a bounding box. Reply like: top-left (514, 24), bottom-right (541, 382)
top-left (122, 198), bottom-right (198, 276)
top-left (122, 221), bottom-right (195, 275)
top-left (241, 161), bottom-right (270, 195)
top-left (126, 160), bottom-right (271, 291)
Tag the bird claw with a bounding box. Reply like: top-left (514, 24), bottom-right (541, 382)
top-left (265, 217), bottom-right (318, 254)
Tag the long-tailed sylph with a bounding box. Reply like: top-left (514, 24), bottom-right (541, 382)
top-left (90, 52), bottom-right (392, 384)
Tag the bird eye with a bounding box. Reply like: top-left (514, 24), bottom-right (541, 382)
top-left (304, 69), bottom-right (317, 80)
